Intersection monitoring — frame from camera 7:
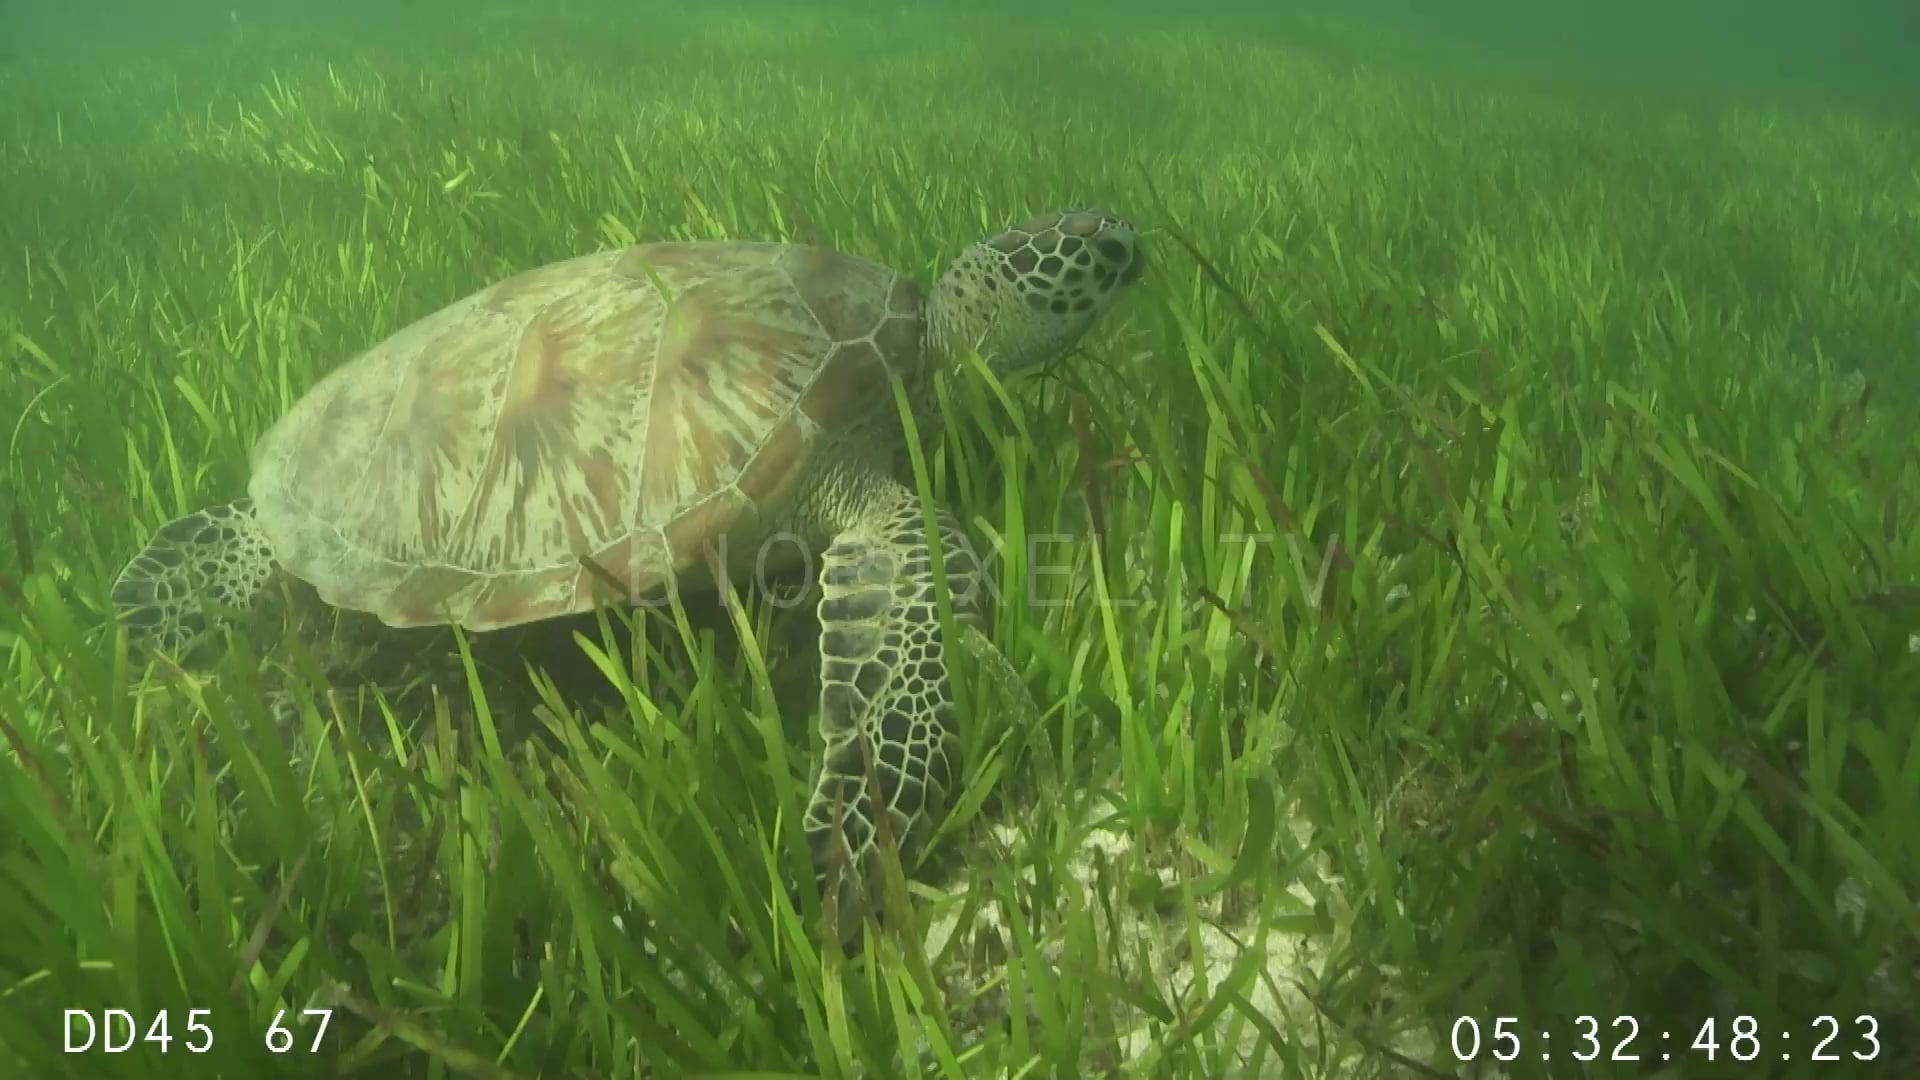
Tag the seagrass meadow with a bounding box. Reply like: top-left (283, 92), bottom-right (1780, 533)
top-left (2, 1), bottom-right (1917, 1077)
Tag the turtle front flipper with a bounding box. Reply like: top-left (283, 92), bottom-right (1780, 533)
top-left (804, 482), bottom-right (1026, 930)
top-left (110, 498), bottom-right (281, 654)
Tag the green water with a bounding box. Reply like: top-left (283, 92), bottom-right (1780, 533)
top-left (2, 2), bottom-right (1915, 1076)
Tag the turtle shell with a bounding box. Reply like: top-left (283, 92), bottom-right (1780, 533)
top-left (247, 241), bottom-right (925, 630)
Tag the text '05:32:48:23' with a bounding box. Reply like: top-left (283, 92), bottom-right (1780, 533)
top-left (1448, 1014), bottom-right (1882, 1065)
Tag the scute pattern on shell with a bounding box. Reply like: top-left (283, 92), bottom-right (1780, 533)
top-left (247, 241), bottom-right (925, 630)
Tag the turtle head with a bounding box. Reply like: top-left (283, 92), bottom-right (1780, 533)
top-left (929, 207), bottom-right (1144, 373)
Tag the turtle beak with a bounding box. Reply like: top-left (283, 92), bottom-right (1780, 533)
top-left (1121, 243), bottom-right (1147, 285)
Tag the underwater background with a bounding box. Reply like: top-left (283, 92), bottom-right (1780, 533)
top-left (2, 1), bottom-right (1916, 1076)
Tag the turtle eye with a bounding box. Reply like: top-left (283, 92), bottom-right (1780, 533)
top-left (1091, 230), bottom-right (1143, 287)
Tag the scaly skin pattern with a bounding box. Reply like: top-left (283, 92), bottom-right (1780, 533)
top-left (802, 483), bottom-right (984, 920)
top-left (110, 208), bottom-right (1146, 936)
top-left (788, 207), bottom-right (1144, 927)
top-left (109, 498), bottom-right (280, 653)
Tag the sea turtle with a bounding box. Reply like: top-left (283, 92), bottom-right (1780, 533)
top-left (110, 207), bottom-right (1145, 922)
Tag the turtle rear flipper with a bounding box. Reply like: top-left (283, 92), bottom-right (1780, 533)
top-left (111, 498), bottom-right (280, 653)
